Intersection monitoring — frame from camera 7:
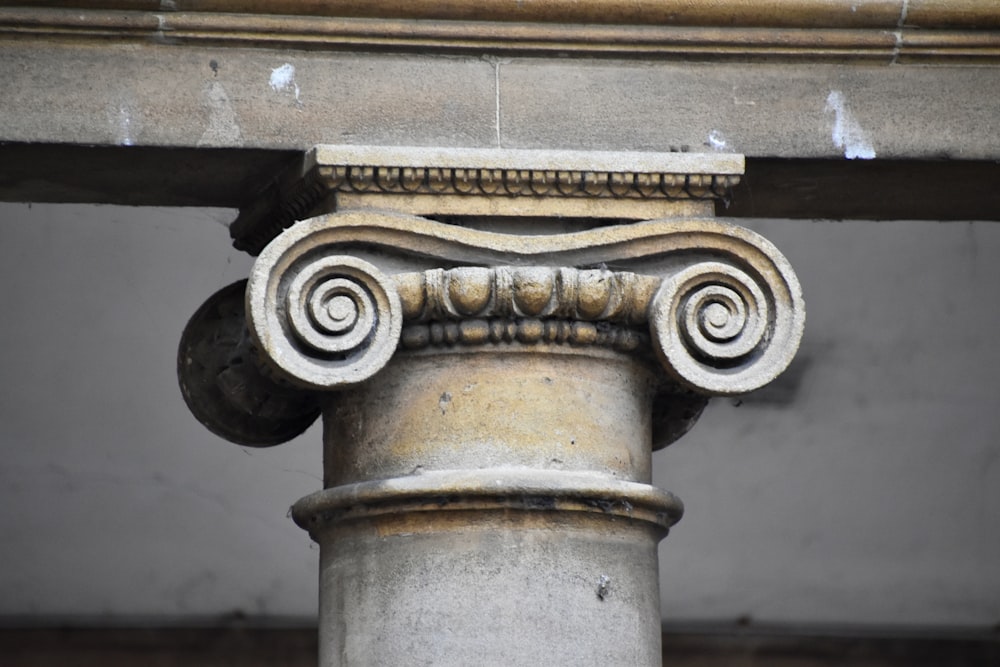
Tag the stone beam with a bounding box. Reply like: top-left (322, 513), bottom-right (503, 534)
top-left (2, 38), bottom-right (1000, 161)
top-left (2, 5), bottom-right (999, 221)
top-left (177, 146), bottom-right (804, 665)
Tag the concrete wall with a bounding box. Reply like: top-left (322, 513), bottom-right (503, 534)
top-left (0, 203), bottom-right (998, 629)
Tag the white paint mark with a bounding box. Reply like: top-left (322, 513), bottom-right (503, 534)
top-left (707, 130), bottom-right (728, 150)
top-left (154, 13), bottom-right (169, 40)
top-left (269, 63), bottom-right (300, 103)
top-left (825, 90), bottom-right (876, 160)
top-left (108, 95), bottom-right (141, 146)
top-left (198, 81), bottom-right (244, 147)
top-left (149, 12), bottom-right (178, 44)
top-left (269, 63), bottom-right (295, 91)
top-left (732, 84), bottom-right (756, 106)
top-left (160, 0), bottom-right (177, 10)
top-left (118, 105), bottom-right (133, 146)
top-left (890, 0), bottom-right (909, 64)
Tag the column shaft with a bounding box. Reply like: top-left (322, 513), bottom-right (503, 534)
top-left (294, 348), bottom-right (680, 666)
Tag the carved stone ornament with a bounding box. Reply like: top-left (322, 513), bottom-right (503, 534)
top-left (178, 146), bottom-right (804, 665)
top-left (245, 210), bottom-right (803, 396)
top-left (177, 279), bottom-right (320, 446)
top-left (230, 145), bottom-right (743, 254)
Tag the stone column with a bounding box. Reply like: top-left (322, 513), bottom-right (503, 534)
top-left (179, 147), bottom-right (804, 666)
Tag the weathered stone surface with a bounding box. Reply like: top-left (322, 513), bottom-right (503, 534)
top-left (176, 147), bottom-right (803, 664)
top-left (177, 279), bottom-right (321, 447)
top-left (295, 349), bottom-right (680, 665)
top-left (0, 42), bottom-right (497, 150)
top-left (4, 2), bottom-right (998, 62)
top-left (243, 210), bottom-right (803, 396)
top-left (231, 144), bottom-right (740, 253)
top-left (2, 40), bottom-right (1000, 160)
top-left (309, 500), bottom-right (667, 666)
top-left (498, 61), bottom-right (1000, 160)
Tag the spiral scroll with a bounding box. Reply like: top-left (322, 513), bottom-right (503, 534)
top-left (649, 261), bottom-right (802, 395)
top-left (247, 254), bottom-right (402, 390)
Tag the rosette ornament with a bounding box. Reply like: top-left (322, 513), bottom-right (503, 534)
top-left (649, 258), bottom-right (803, 396)
top-left (247, 249), bottom-right (402, 390)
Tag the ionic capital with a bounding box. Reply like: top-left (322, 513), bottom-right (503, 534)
top-left (245, 211), bottom-right (804, 398)
top-left (180, 146), bottom-right (803, 452)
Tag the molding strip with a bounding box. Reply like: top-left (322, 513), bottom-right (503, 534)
top-left (5, 1), bottom-right (1000, 29)
top-left (1, 6), bottom-right (998, 63)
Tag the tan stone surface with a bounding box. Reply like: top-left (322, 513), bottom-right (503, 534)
top-left (498, 60), bottom-right (1000, 159)
top-left (222, 145), bottom-right (802, 660)
top-left (175, 137), bottom-right (789, 662)
top-left (4, 2), bottom-right (998, 62)
top-left (0, 42), bottom-right (497, 149)
top-left (2, 41), bottom-right (1000, 160)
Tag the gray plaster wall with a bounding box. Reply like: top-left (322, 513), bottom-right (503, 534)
top-left (0, 203), bottom-right (998, 628)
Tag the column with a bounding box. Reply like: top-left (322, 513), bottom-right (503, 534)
top-left (178, 147), bottom-right (804, 666)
